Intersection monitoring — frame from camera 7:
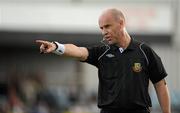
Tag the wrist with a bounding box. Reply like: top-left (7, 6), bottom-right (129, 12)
top-left (52, 41), bottom-right (65, 55)
top-left (52, 41), bottom-right (58, 50)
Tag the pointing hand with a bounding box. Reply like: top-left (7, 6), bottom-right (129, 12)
top-left (36, 40), bottom-right (57, 54)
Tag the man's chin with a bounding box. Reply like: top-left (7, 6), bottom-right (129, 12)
top-left (103, 40), bottom-right (114, 45)
top-left (108, 41), bottom-right (114, 45)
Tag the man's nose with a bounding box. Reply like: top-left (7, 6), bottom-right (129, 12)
top-left (102, 29), bottom-right (108, 36)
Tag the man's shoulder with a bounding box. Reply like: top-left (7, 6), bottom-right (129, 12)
top-left (86, 45), bottom-right (107, 51)
top-left (133, 40), bottom-right (152, 50)
top-left (131, 39), bottom-right (155, 56)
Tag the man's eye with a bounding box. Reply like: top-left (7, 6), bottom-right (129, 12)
top-left (105, 25), bottom-right (109, 28)
top-left (105, 25), bottom-right (111, 29)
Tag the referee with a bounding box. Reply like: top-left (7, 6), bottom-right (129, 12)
top-left (36, 8), bottom-right (171, 113)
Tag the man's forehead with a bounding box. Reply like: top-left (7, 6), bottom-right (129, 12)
top-left (99, 12), bottom-right (113, 23)
top-left (99, 11), bottom-right (113, 19)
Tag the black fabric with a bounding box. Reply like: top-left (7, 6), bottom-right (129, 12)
top-left (82, 38), bottom-right (167, 110)
top-left (141, 44), bottom-right (167, 84)
top-left (100, 109), bottom-right (150, 113)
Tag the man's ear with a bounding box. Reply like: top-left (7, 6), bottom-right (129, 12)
top-left (119, 19), bottom-right (125, 30)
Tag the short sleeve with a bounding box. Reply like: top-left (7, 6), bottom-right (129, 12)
top-left (82, 46), bottom-right (102, 67)
top-left (142, 44), bottom-right (167, 84)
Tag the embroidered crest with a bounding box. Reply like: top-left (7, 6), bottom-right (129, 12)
top-left (106, 53), bottom-right (115, 58)
top-left (132, 63), bottom-right (142, 72)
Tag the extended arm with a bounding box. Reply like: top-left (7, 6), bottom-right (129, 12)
top-left (63, 44), bottom-right (88, 61)
top-left (154, 79), bottom-right (171, 113)
top-left (36, 40), bottom-right (89, 61)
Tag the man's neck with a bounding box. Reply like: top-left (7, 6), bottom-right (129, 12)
top-left (117, 32), bottom-right (131, 49)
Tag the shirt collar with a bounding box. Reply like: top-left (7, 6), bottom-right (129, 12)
top-left (110, 38), bottom-right (136, 51)
top-left (126, 38), bottom-right (136, 50)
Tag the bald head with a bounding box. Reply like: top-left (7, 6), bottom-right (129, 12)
top-left (98, 8), bottom-right (128, 46)
top-left (100, 8), bottom-right (125, 23)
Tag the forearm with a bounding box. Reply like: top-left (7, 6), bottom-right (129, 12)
top-left (36, 40), bottom-right (88, 61)
top-left (63, 44), bottom-right (88, 61)
top-left (154, 80), bottom-right (171, 113)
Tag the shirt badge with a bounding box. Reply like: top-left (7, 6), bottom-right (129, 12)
top-left (132, 63), bottom-right (142, 72)
top-left (106, 53), bottom-right (115, 58)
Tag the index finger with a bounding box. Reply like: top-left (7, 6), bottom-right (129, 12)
top-left (36, 40), bottom-right (49, 45)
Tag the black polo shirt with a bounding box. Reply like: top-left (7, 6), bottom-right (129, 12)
top-left (82, 38), bottom-right (167, 110)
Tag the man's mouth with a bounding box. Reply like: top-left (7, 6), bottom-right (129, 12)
top-left (104, 36), bottom-right (111, 41)
top-left (106, 38), bottom-right (111, 42)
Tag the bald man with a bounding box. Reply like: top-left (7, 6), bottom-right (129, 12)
top-left (36, 9), bottom-right (171, 113)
